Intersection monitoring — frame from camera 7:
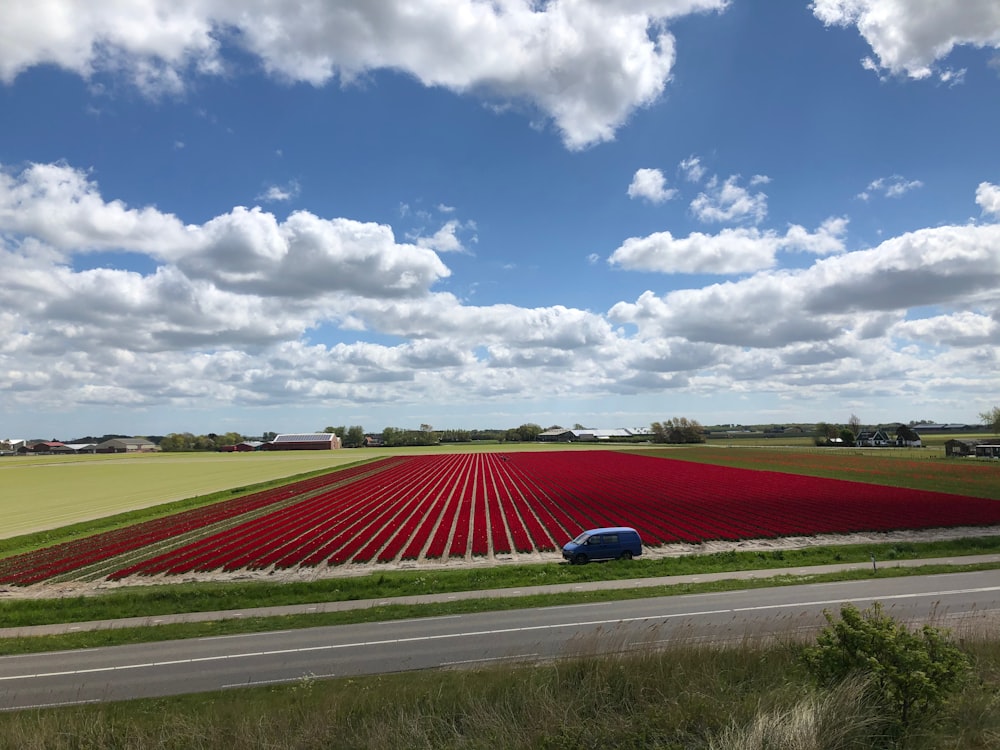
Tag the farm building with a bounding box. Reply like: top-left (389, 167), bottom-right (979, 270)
top-left (945, 439), bottom-right (985, 457)
top-left (96, 438), bottom-right (159, 453)
top-left (538, 428), bottom-right (649, 443)
top-left (26, 441), bottom-right (70, 454)
top-left (64, 443), bottom-right (98, 454)
top-left (975, 444), bottom-right (1000, 459)
top-left (262, 433), bottom-right (342, 450)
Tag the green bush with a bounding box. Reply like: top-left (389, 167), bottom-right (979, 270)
top-left (802, 603), bottom-right (970, 730)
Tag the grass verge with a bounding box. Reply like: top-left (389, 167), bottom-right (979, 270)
top-left (2, 624), bottom-right (998, 748)
top-left (2, 557), bottom-right (998, 655)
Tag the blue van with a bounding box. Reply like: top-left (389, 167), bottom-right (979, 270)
top-left (562, 527), bottom-right (642, 564)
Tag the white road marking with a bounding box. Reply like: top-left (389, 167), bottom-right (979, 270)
top-left (3, 585), bottom-right (998, 683)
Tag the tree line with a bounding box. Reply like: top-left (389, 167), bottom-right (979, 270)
top-left (138, 406), bottom-right (1000, 452)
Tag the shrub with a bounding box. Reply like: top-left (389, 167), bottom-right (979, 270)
top-left (801, 603), bottom-right (970, 730)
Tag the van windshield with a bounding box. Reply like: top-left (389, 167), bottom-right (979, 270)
top-left (570, 532), bottom-right (590, 545)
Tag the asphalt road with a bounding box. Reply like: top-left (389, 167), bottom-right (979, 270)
top-left (2, 569), bottom-right (999, 711)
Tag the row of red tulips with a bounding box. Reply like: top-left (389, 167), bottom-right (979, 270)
top-left (3, 451), bottom-right (1000, 584)
top-left (109, 450), bottom-right (1000, 577)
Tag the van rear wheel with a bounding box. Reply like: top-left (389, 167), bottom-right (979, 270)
top-left (619, 550), bottom-right (633, 560)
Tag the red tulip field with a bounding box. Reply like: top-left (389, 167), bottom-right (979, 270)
top-left (2, 450), bottom-right (999, 585)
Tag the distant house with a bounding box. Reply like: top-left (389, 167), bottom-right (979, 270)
top-left (29, 441), bottom-right (68, 453)
top-left (945, 438), bottom-right (984, 457)
top-left (96, 437), bottom-right (159, 453)
top-left (855, 430), bottom-right (891, 447)
top-left (362, 435), bottom-right (383, 448)
top-left (235, 441), bottom-right (263, 452)
top-left (262, 433), bottom-right (341, 451)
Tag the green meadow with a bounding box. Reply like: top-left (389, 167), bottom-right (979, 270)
top-left (0, 450), bottom-right (378, 540)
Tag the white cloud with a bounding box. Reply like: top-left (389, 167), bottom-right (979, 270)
top-left (3, 161), bottom-right (999, 428)
top-left (627, 168), bottom-right (677, 203)
top-left (976, 181), bottom-right (1000, 217)
top-left (891, 311), bottom-right (1000, 347)
top-left (857, 175), bottom-right (923, 201)
top-left (610, 220), bottom-right (1000, 348)
top-left (415, 220), bottom-right (471, 254)
top-left (679, 155), bottom-right (706, 182)
top-left (0, 162), bottom-right (450, 299)
top-left (609, 218), bottom-right (846, 274)
top-left (812, 0), bottom-right (1000, 79)
top-left (0, 0), bottom-right (730, 149)
top-left (0, 162), bottom-right (192, 257)
top-left (690, 174), bottom-right (768, 224)
top-left (256, 182), bottom-right (300, 203)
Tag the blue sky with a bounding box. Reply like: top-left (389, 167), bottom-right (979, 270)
top-left (2, 0), bottom-right (999, 439)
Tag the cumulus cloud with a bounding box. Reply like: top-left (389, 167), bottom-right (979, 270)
top-left (812, 0), bottom-right (1000, 80)
top-left (857, 175), bottom-right (923, 201)
top-left (891, 311), bottom-right (1000, 347)
top-left (0, 162), bottom-right (450, 300)
top-left (0, 0), bottom-right (730, 149)
top-left (690, 175), bottom-right (769, 224)
top-left (3, 160), bottom-right (999, 424)
top-left (976, 181), bottom-right (1000, 216)
top-left (415, 220), bottom-right (473, 254)
top-left (610, 220), bottom-right (1000, 348)
top-left (627, 168), bottom-right (677, 203)
top-left (609, 218), bottom-right (846, 275)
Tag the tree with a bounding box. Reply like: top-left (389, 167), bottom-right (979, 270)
top-left (814, 422), bottom-right (840, 446)
top-left (650, 418), bottom-right (704, 444)
top-left (848, 413), bottom-right (862, 437)
top-left (980, 406), bottom-right (1000, 434)
top-left (802, 603), bottom-right (970, 730)
top-left (159, 432), bottom-right (195, 451)
top-left (344, 425), bottom-right (365, 448)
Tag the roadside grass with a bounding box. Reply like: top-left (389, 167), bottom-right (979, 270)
top-left (2, 541), bottom-right (999, 654)
top-left (4, 535), bottom-right (1000, 625)
top-left (3, 623), bottom-right (999, 749)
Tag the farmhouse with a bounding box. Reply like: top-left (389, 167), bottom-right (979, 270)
top-left (855, 429), bottom-right (891, 447)
top-left (262, 433), bottom-right (342, 450)
top-left (96, 437), bottom-right (159, 453)
top-left (26, 441), bottom-right (70, 454)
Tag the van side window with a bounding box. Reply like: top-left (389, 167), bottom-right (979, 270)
top-left (588, 536), bottom-right (602, 545)
top-left (606, 534), bottom-right (618, 543)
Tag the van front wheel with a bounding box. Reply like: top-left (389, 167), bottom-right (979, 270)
top-left (619, 551), bottom-right (633, 560)
top-left (573, 553), bottom-right (588, 565)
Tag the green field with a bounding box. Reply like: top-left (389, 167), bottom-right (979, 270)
top-left (0, 451), bottom-right (382, 540)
